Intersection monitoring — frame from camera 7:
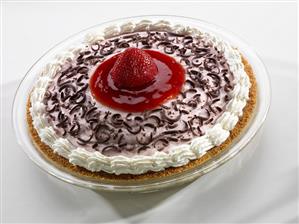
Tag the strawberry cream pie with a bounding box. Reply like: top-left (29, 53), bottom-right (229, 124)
top-left (27, 20), bottom-right (257, 180)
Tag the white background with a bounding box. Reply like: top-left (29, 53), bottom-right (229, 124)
top-left (1, 1), bottom-right (298, 223)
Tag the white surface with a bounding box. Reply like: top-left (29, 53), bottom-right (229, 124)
top-left (1, 2), bottom-right (298, 223)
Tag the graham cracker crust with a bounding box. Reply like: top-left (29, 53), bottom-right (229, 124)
top-left (26, 57), bottom-right (257, 182)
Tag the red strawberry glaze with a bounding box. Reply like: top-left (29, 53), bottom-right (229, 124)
top-left (89, 49), bottom-right (185, 112)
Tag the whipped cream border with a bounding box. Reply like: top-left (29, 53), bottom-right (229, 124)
top-left (30, 20), bottom-right (251, 175)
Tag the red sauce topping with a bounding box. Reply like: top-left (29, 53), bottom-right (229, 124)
top-left (89, 49), bottom-right (185, 112)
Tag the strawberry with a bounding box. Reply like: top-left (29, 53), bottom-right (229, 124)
top-left (110, 48), bottom-right (158, 90)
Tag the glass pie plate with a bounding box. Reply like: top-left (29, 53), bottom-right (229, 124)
top-left (12, 15), bottom-right (270, 192)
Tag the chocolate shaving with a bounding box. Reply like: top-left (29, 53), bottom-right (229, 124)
top-left (58, 84), bottom-right (76, 98)
top-left (44, 91), bottom-right (52, 100)
top-left (91, 43), bottom-right (100, 51)
top-left (102, 145), bottom-right (120, 154)
top-left (146, 115), bottom-right (161, 126)
top-left (193, 93), bottom-right (201, 102)
top-left (149, 108), bottom-right (162, 114)
top-left (224, 84), bottom-right (233, 92)
top-left (92, 143), bottom-right (99, 149)
top-left (85, 107), bottom-right (97, 119)
top-left (161, 109), bottom-right (181, 123)
top-left (215, 106), bottom-right (223, 112)
top-left (136, 133), bottom-right (153, 145)
top-left (187, 99), bottom-right (198, 108)
top-left (204, 57), bottom-right (218, 71)
top-left (187, 80), bottom-right (198, 91)
top-left (137, 146), bottom-right (150, 153)
top-left (188, 120), bottom-right (201, 137)
top-left (180, 58), bottom-right (191, 66)
top-left (208, 89), bottom-right (220, 98)
top-left (191, 57), bottom-right (202, 66)
top-left (153, 139), bottom-right (169, 151)
top-left (193, 47), bottom-right (209, 57)
top-left (70, 92), bottom-right (86, 104)
top-left (124, 122), bottom-right (142, 134)
top-left (224, 95), bottom-right (231, 102)
top-left (46, 104), bottom-right (57, 113)
top-left (161, 130), bottom-right (179, 136)
top-left (134, 116), bottom-right (143, 122)
top-left (70, 104), bottom-right (87, 118)
top-left (126, 113), bottom-right (133, 121)
top-left (178, 48), bottom-right (192, 57)
top-left (167, 123), bottom-right (178, 129)
top-left (144, 123), bottom-right (157, 130)
top-left (77, 66), bottom-right (89, 74)
top-left (77, 84), bottom-right (88, 93)
top-left (77, 134), bottom-right (93, 144)
top-left (164, 45), bottom-right (177, 54)
top-left (100, 46), bottom-right (116, 56)
top-left (180, 136), bottom-right (192, 142)
top-left (70, 122), bottom-right (80, 136)
top-left (168, 32), bottom-right (185, 37)
top-left (111, 114), bottom-right (123, 126)
top-left (76, 74), bottom-right (85, 84)
top-left (94, 124), bottom-right (111, 143)
top-left (117, 134), bottom-right (126, 146)
top-left (167, 136), bottom-right (179, 142)
top-left (117, 41), bottom-right (130, 48)
top-left (182, 36), bottom-right (193, 45)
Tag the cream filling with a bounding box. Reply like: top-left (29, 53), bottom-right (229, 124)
top-left (30, 20), bottom-right (251, 175)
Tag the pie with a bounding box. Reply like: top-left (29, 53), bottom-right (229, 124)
top-left (27, 20), bottom-right (257, 180)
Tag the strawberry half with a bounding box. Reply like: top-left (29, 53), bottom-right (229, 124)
top-left (110, 48), bottom-right (158, 90)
